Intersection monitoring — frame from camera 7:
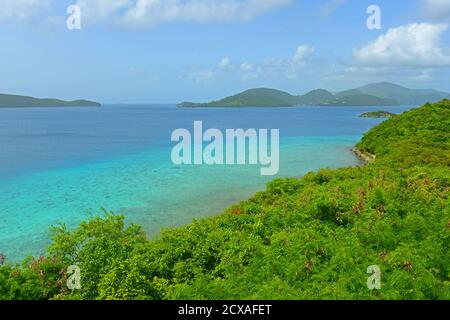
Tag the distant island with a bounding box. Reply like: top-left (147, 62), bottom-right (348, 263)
top-left (178, 82), bottom-right (450, 108)
top-left (360, 111), bottom-right (397, 118)
top-left (0, 93), bottom-right (101, 108)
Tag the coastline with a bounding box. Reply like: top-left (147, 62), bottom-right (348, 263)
top-left (0, 105), bottom-right (399, 262)
top-left (0, 105), bottom-right (101, 109)
top-left (352, 147), bottom-right (376, 164)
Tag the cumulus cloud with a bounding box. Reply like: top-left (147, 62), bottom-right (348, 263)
top-left (75, 0), bottom-right (291, 27)
top-left (75, 0), bottom-right (131, 22)
top-left (293, 45), bottom-right (315, 66)
top-left (0, 0), bottom-right (290, 27)
top-left (240, 61), bottom-right (254, 72)
top-left (182, 45), bottom-right (315, 84)
top-left (239, 61), bottom-right (260, 81)
top-left (245, 45), bottom-right (315, 80)
top-left (215, 45), bottom-right (316, 82)
top-left (0, 0), bottom-right (50, 21)
top-left (353, 23), bottom-right (450, 68)
top-left (218, 57), bottom-right (232, 70)
top-left (421, 0), bottom-right (450, 21)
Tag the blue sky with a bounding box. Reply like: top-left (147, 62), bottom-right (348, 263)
top-left (0, 0), bottom-right (449, 103)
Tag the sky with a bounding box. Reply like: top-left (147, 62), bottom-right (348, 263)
top-left (0, 0), bottom-right (450, 104)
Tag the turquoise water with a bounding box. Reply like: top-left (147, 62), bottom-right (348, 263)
top-left (0, 105), bottom-right (413, 261)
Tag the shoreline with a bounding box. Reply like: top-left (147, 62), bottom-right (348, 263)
top-left (352, 147), bottom-right (376, 164)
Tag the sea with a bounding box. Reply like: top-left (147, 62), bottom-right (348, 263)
top-left (0, 104), bottom-right (413, 261)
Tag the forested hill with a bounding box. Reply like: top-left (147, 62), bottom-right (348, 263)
top-left (178, 87), bottom-right (399, 108)
top-left (357, 99), bottom-right (450, 165)
top-left (0, 100), bottom-right (449, 300)
top-left (0, 93), bottom-right (101, 108)
top-left (178, 82), bottom-right (449, 108)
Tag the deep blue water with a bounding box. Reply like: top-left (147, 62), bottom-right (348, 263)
top-left (0, 105), bottom-right (413, 261)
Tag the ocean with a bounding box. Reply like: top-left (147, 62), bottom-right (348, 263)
top-left (0, 104), bottom-right (413, 261)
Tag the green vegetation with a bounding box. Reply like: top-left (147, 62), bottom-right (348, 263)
top-left (325, 89), bottom-right (400, 106)
top-left (179, 82), bottom-right (448, 108)
top-left (360, 111), bottom-right (397, 119)
top-left (179, 88), bottom-right (299, 108)
top-left (323, 94), bottom-right (399, 107)
top-left (297, 89), bottom-right (335, 105)
top-left (0, 100), bottom-right (449, 300)
top-left (0, 93), bottom-right (101, 108)
top-left (358, 82), bottom-right (450, 106)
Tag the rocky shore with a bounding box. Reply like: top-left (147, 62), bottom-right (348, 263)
top-left (352, 147), bottom-right (376, 164)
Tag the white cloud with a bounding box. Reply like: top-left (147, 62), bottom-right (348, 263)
top-left (239, 61), bottom-right (260, 81)
top-left (75, 0), bottom-right (291, 27)
top-left (240, 61), bottom-right (253, 72)
top-left (212, 45), bottom-right (315, 82)
top-left (218, 57), bottom-right (232, 70)
top-left (76, 0), bottom-right (132, 22)
top-left (421, 0), bottom-right (450, 21)
top-left (293, 45), bottom-right (315, 66)
top-left (0, 0), bottom-right (50, 21)
top-left (0, 0), bottom-right (290, 27)
top-left (353, 23), bottom-right (450, 68)
top-left (181, 44), bottom-right (315, 84)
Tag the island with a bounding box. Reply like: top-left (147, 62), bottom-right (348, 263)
top-left (179, 88), bottom-right (298, 108)
top-left (178, 82), bottom-right (450, 108)
top-left (0, 93), bottom-right (101, 108)
top-left (360, 111), bottom-right (397, 118)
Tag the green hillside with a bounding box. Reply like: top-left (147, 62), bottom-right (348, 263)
top-left (297, 89), bottom-right (335, 105)
top-left (178, 87), bottom-right (401, 108)
top-left (335, 89), bottom-right (367, 99)
top-left (358, 82), bottom-right (449, 105)
top-left (179, 88), bottom-right (298, 108)
top-left (179, 82), bottom-right (446, 108)
top-left (0, 93), bottom-right (101, 108)
top-left (0, 100), bottom-right (449, 300)
top-left (323, 94), bottom-right (400, 106)
top-left (356, 100), bottom-right (450, 162)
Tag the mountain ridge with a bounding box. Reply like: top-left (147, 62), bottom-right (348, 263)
top-left (357, 82), bottom-right (449, 105)
top-left (0, 93), bottom-right (101, 108)
top-left (179, 82), bottom-right (449, 108)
